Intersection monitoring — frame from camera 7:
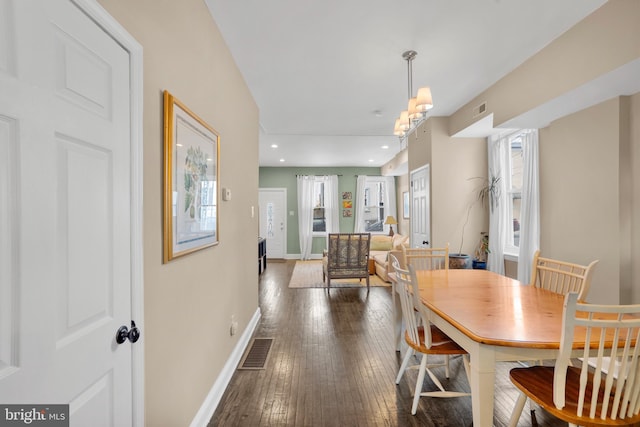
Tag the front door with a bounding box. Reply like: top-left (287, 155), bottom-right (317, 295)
top-left (0, 1), bottom-right (138, 425)
top-left (410, 165), bottom-right (431, 248)
top-left (259, 188), bottom-right (287, 258)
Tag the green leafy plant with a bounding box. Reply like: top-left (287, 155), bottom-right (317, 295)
top-left (457, 174), bottom-right (501, 254)
top-left (474, 232), bottom-right (490, 262)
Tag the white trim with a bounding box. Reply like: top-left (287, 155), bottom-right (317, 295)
top-left (285, 253), bottom-right (323, 260)
top-left (190, 308), bottom-right (262, 427)
top-left (71, 1), bottom-right (145, 426)
top-left (503, 253), bottom-right (519, 263)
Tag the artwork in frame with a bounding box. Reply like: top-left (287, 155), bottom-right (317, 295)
top-left (342, 191), bottom-right (352, 200)
top-left (342, 200), bottom-right (352, 209)
top-left (403, 191), bottom-right (410, 219)
top-left (163, 90), bottom-right (220, 262)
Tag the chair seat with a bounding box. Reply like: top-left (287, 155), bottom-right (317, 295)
top-left (324, 267), bottom-right (368, 276)
top-left (405, 325), bottom-right (467, 356)
top-left (510, 365), bottom-right (640, 426)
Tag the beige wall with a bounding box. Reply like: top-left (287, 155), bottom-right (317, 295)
top-left (449, 0), bottom-right (640, 135)
top-left (539, 98), bottom-right (625, 304)
top-left (430, 118), bottom-right (488, 254)
top-left (97, 1), bottom-right (259, 425)
top-left (632, 93), bottom-right (640, 303)
top-left (407, 117), bottom-right (488, 254)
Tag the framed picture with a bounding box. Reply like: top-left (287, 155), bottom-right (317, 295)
top-left (403, 191), bottom-right (410, 219)
top-left (343, 209), bottom-right (352, 217)
top-left (342, 200), bottom-right (352, 209)
top-left (342, 191), bottom-right (352, 200)
top-left (163, 90), bottom-right (220, 262)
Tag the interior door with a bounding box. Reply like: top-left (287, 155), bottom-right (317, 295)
top-left (0, 1), bottom-right (136, 425)
top-left (410, 165), bottom-right (431, 248)
top-left (259, 188), bottom-right (286, 258)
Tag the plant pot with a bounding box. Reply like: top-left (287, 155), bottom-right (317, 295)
top-left (449, 253), bottom-right (472, 269)
top-left (472, 260), bottom-right (487, 270)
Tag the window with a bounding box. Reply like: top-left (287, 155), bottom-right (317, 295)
top-left (362, 179), bottom-right (386, 233)
top-left (505, 135), bottom-right (523, 254)
top-left (312, 181), bottom-right (326, 232)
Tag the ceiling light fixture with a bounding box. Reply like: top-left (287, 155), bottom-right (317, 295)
top-left (393, 50), bottom-right (433, 140)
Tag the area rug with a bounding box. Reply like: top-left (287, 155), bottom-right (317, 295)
top-left (288, 260), bottom-right (389, 288)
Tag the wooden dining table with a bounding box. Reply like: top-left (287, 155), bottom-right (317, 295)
top-left (411, 268), bottom-right (570, 427)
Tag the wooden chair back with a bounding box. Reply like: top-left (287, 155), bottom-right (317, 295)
top-left (389, 254), bottom-right (431, 348)
top-left (554, 292), bottom-right (640, 423)
top-left (530, 250), bottom-right (598, 302)
top-left (402, 244), bottom-right (449, 272)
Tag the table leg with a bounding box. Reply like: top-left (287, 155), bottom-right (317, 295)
top-left (469, 345), bottom-right (496, 427)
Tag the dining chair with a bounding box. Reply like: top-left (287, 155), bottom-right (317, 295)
top-left (508, 292), bottom-right (640, 427)
top-left (402, 244), bottom-right (449, 272)
top-left (390, 254), bottom-right (470, 415)
top-left (530, 250), bottom-right (599, 302)
top-left (400, 244), bottom-right (451, 374)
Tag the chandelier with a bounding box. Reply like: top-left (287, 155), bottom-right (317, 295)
top-left (393, 50), bottom-right (433, 140)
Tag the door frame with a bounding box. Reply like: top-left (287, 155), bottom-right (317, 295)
top-left (73, 1), bottom-right (144, 425)
top-left (410, 164), bottom-right (430, 248)
top-left (258, 188), bottom-right (287, 259)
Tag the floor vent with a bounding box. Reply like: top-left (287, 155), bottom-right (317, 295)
top-left (238, 338), bottom-right (273, 370)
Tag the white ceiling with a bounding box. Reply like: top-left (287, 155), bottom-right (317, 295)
top-left (204, 0), bottom-right (608, 168)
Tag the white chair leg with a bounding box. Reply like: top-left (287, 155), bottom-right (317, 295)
top-left (462, 354), bottom-right (471, 387)
top-left (411, 354), bottom-right (428, 415)
top-left (396, 348), bottom-right (414, 384)
top-left (444, 354), bottom-right (450, 378)
top-left (508, 392), bottom-right (528, 427)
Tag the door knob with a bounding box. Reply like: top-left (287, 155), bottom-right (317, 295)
top-left (422, 240), bottom-right (429, 245)
top-left (116, 320), bottom-right (140, 344)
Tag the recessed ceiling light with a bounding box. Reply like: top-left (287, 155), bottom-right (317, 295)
top-left (271, 144), bottom-right (278, 148)
top-left (279, 158), bottom-right (285, 162)
top-left (381, 145), bottom-right (389, 149)
top-left (368, 159), bottom-right (374, 162)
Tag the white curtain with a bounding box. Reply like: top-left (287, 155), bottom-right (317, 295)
top-left (324, 174), bottom-right (340, 233)
top-left (382, 176), bottom-right (397, 235)
top-left (297, 175), bottom-right (314, 260)
top-left (487, 134), bottom-right (509, 275)
top-left (353, 175), bottom-right (367, 232)
top-left (517, 129), bottom-right (540, 284)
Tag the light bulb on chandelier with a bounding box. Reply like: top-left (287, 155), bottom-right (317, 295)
top-left (393, 50), bottom-right (433, 140)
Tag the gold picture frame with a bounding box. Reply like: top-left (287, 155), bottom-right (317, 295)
top-left (163, 90), bottom-right (220, 262)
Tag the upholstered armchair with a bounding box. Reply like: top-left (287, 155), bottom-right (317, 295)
top-left (322, 233), bottom-right (371, 291)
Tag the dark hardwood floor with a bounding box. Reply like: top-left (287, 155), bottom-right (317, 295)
top-left (209, 260), bottom-right (567, 427)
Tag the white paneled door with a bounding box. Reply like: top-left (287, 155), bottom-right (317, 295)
top-left (410, 165), bottom-right (431, 248)
top-left (0, 1), bottom-right (140, 425)
top-left (259, 188), bottom-right (286, 259)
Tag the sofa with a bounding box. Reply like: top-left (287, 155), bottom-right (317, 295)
top-left (369, 234), bottom-right (409, 282)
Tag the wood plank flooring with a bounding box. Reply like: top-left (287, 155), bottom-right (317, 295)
top-left (209, 260), bottom-right (567, 427)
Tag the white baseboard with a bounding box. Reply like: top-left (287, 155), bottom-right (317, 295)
top-left (189, 307), bottom-right (262, 427)
top-left (285, 253), bottom-right (323, 260)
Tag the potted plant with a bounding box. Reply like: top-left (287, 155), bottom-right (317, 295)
top-left (472, 232), bottom-right (490, 269)
top-left (450, 175), bottom-right (500, 269)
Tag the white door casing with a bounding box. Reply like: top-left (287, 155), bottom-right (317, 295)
top-left (0, 0), bottom-right (144, 425)
top-left (259, 188), bottom-right (286, 259)
top-left (410, 165), bottom-right (430, 248)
